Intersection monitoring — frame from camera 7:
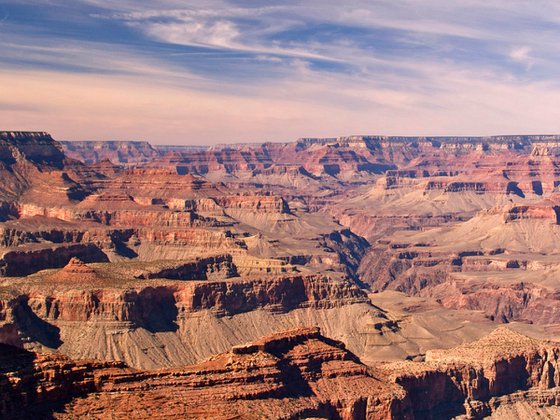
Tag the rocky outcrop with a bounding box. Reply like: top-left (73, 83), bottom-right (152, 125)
top-left (0, 132), bottom-right (84, 202)
top-left (0, 244), bottom-right (109, 276)
top-left (0, 343), bottom-right (124, 419)
top-left (502, 204), bottom-right (560, 223)
top-left (385, 327), bottom-right (560, 418)
top-left (4, 327), bottom-right (560, 419)
top-left (0, 328), bottom-right (412, 420)
top-left (55, 257), bottom-right (99, 280)
top-left (2, 273), bottom-right (367, 326)
top-left (134, 254), bottom-right (239, 280)
top-left (0, 132), bottom-right (66, 169)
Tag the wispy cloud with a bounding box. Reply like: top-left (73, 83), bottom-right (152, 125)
top-left (1, 0), bottom-right (560, 143)
top-left (99, 5), bottom-right (341, 62)
top-left (509, 46), bottom-right (535, 70)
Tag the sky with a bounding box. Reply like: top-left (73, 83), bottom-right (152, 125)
top-left (1, 0), bottom-right (560, 144)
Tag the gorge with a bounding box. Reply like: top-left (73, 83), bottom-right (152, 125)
top-left (3, 131), bottom-right (560, 418)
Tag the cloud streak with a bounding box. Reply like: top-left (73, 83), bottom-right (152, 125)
top-left (1, 0), bottom-right (560, 143)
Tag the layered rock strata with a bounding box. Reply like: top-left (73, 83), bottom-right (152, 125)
top-left (3, 327), bottom-right (560, 419)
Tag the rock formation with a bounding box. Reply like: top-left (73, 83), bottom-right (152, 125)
top-left (3, 327), bottom-right (560, 419)
top-left (384, 327), bottom-right (560, 418)
top-left (61, 140), bottom-right (160, 165)
top-left (5, 131), bottom-right (560, 417)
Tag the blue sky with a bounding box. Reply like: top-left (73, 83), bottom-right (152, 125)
top-left (1, 0), bottom-right (560, 144)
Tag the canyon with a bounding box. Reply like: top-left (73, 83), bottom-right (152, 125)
top-left (3, 327), bottom-right (560, 419)
top-left (3, 131), bottom-right (560, 418)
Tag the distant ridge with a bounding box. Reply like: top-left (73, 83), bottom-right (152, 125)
top-left (297, 134), bottom-right (560, 146)
top-left (4, 131), bottom-right (560, 166)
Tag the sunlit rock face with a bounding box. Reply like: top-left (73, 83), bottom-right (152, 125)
top-left (4, 327), bottom-right (560, 419)
top-left (4, 131), bottom-right (560, 417)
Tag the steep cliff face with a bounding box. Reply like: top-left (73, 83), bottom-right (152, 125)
top-left (385, 328), bottom-right (560, 419)
top-left (0, 256), bottom-right (377, 368)
top-left (0, 132), bottom-right (66, 169)
top-left (3, 327), bottom-right (560, 420)
top-left (6, 273), bottom-right (366, 323)
top-left (0, 328), bottom-right (413, 420)
top-left (0, 132), bottom-right (75, 202)
top-left (0, 243), bottom-right (109, 276)
top-left (0, 343), bottom-right (125, 419)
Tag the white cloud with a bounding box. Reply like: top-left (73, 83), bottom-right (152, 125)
top-left (3, 0), bottom-right (560, 143)
top-left (509, 46), bottom-right (534, 70)
top-left (106, 6), bottom-right (338, 61)
top-left (2, 62), bottom-right (560, 145)
top-left (145, 19), bottom-right (240, 50)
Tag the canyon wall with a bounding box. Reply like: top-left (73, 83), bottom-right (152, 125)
top-left (3, 327), bottom-right (560, 419)
top-left (5, 131), bottom-right (560, 417)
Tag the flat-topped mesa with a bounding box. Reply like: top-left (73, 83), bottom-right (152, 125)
top-left (295, 135), bottom-right (560, 167)
top-left (209, 142), bottom-right (273, 150)
top-left (296, 137), bottom-right (338, 148)
top-left (155, 144), bottom-right (209, 153)
top-left (0, 131), bottom-right (53, 141)
top-left (134, 254), bottom-right (238, 280)
top-left (61, 140), bottom-right (159, 165)
top-left (0, 131), bottom-right (65, 169)
top-left (337, 134), bottom-right (560, 144)
top-left (215, 194), bottom-right (291, 214)
top-left (296, 134), bottom-right (540, 147)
